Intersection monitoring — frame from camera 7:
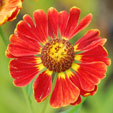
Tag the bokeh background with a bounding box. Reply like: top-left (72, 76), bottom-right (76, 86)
top-left (0, 0), bottom-right (113, 113)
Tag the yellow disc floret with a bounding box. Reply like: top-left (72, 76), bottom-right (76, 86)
top-left (41, 39), bottom-right (75, 72)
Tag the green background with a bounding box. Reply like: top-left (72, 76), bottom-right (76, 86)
top-left (0, 0), bottom-right (113, 113)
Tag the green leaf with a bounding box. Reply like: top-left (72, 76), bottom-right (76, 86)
top-left (60, 97), bottom-right (86, 113)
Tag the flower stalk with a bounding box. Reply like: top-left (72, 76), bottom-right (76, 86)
top-left (41, 72), bottom-right (57, 113)
top-left (22, 88), bottom-right (34, 113)
top-left (0, 27), bottom-right (8, 46)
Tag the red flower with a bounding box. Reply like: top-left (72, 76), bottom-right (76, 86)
top-left (6, 7), bottom-right (110, 108)
top-left (0, 0), bottom-right (23, 25)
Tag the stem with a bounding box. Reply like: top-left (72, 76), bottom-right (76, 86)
top-left (22, 88), bottom-right (34, 113)
top-left (41, 97), bottom-right (49, 113)
top-left (41, 72), bottom-right (58, 113)
top-left (0, 27), bottom-right (8, 46)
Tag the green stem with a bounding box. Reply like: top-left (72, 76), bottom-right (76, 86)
top-left (22, 88), bottom-right (34, 113)
top-left (41, 97), bottom-right (49, 113)
top-left (41, 72), bottom-right (58, 113)
top-left (0, 27), bottom-right (8, 46)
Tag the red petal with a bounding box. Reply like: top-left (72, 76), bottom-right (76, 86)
top-left (81, 86), bottom-right (98, 97)
top-left (16, 21), bottom-right (40, 42)
top-left (23, 14), bottom-right (35, 28)
top-left (10, 56), bottom-right (41, 86)
top-left (71, 96), bottom-right (81, 105)
top-left (68, 71), bottom-right (98, 96)
top-left (74, 62), bottom-right (107, 91)
top-left (80, 45), bottom-right (111, 65)
top-left (74, 29), bottom-right (106, 51)
top-left (33, 70), bottom-right (52, 102)
top-left (63, 7), bottom-right (80, 39)
top-left (8, 34), bottom-right (41, 57)
top-left (50, 74), bottom-right (80, 108)
top-left (33, 10), bottom-right (48, 43)
top-left (58, 11), bottom-right (69, 37)
top-left (70, 14), bottom-right (92, 38)
top-left (0, 0), bottom-right (22, 25)
top-left (6, 49), bottom-right (16, 58)
top-left (17, 12), bottom-right (48, 44)
top-left (48, 7), bottom-right (58, 38)
top-left (8, 7), bottom-right (20, 21)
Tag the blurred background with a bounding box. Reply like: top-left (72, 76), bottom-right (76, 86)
top-left (0, 0), bottom-right (113, 113)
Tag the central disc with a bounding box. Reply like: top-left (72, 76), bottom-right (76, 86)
top-left (41, 39), bottom-right (75, 72)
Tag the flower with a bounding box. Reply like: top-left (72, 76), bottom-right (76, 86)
top-left (0, 0), bottom-right (23, 25)
top-left (6, 7), bottom-right (110, 108)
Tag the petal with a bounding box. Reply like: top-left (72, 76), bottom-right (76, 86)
top-left (8, 34), bottom-right (41, 57)
top-left (50, 72), bottom-right (80, 108)
top-left (81, 86), bottom-right (98, 97)
top-left (33, 70), bottom-right (52, 102)
top-left (78, 45), bottom-right (111, 65)
top-left (66, 69), bottom-right (80, 88)
top-left (58, 11), bottom-right (69, 37)
top-left (74, 29), bottom-right (106, 51)
top-left (17, 11), bottom-right (48, 44)
top-left (66, 69), bottom-right (98, 96)
top-left (6, 49), bottom-right (16, 58)
top-left (33, 10), bottom-right (48, 43)
top-left (10, 56), bottom-right (43, 86)
top-left (48, 7), bottom-right (58, 38)
top-left (0, 0), bottom-right (22, 25)
top-left (71, 96), bottom-right (81, 105)
top-left (71, 62), bottom-right (107, 91)
top-left (63, 7), bottom-right (81, 39)
top-left (69, 13), bottom-right (92, 39)
top-left (23, 14), bottom-right (35, 28)
top-left (8, 7), bottom-right (20, 21)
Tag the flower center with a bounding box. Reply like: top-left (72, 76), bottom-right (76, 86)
top-left (41, 39), bottom-right (75, 72)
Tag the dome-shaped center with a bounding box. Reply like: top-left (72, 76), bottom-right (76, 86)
top-left (41, 39), bottom-right (75, 72)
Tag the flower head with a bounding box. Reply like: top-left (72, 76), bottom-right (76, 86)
top-left (6, 7), bottom-right (110, 108)
top-left (0, 0), bottom-right (23, 25)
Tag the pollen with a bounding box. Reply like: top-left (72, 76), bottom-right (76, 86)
top-left (41, 39), bottom-right (75, 72)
